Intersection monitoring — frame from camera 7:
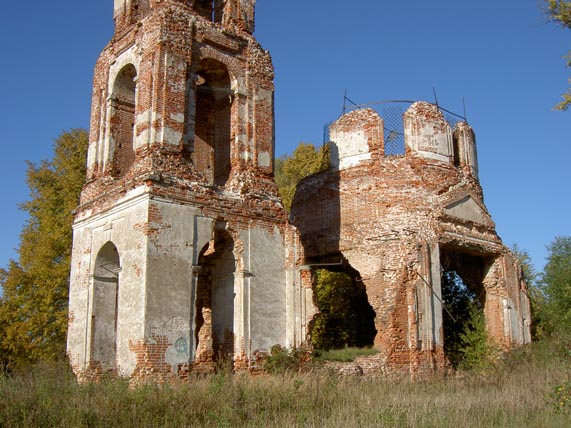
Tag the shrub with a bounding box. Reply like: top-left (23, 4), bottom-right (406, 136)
top-left (263, 345), bottom-right (312, 374)
top-left (458, 305), bottom-right (502, 372)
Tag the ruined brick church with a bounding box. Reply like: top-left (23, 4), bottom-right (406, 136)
top-left (67, 0), bottom-right (531, 380)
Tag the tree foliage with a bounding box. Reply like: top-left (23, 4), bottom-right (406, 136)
top-left (0, 129), bottom-right (88, 371)
top-left (511, 244), bottom-right (546, 340)
top-left (274, 143), bottom-right (330, 212)
top-left (546, 0), bottom-right (571, 110)
top-left (310, 269), bottom-right (376, 351)
top-left (441, 271), bottom-right (482, 367)
top-left (541, 236), bottom-right (571, 333)
top-left (456, 305), bottom-right (501, 372)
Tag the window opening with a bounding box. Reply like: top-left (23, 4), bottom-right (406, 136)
top-left (195, 0), bottom-right (224, 23)
top-left (192, 59), bottom-right (232, 186)
top-left (110, 64), bottom-right (137, 177)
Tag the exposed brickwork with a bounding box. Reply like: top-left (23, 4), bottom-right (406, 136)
top-left (68, 1), bottom-right (531, 382)
top-left (291, 105), bottom-right (531, 376)
top-left (129, 335), bottom-right (174, 383)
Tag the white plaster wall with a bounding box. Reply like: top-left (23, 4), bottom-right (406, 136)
top-left (114, 0), bottom-right (129, 19)
top-left (430, 244), bottom-right (444, 346)
top-left (404, 105), bottom-right (453, 164)
top-left (68, 191), bottom-right (150, 376)
top-left (284, 268), bottom-right (297, 348)
top-left (330, 128), bottom-right (371, 170)
top-left (465, 132), bottom-right (479, 178)
top-left (67, 225), bottom-right (96, 370)
top-left (456, 123), bottom-right (479, 178)
top-left (285, 268), bottom-right (316, 348)
top-left (444, 197), bottom-right (489, 225)
top-left (241, 225), bottom-right (288, 354)
top-left (144, 202), bottom-right (213, 371)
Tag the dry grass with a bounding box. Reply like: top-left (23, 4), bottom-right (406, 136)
top-left (1, 338), bottom-right (571, 427)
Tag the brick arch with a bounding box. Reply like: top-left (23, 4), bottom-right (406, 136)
top-left (196, 47), bottom-right (245, 91)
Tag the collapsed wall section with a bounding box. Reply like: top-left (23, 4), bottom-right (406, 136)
top-left (290, 103), bottom-right (531, 376)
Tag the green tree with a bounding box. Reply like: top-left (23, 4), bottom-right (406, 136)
top-left (546, 0), bottom-right (571, 110)
top-left (274, 142), bottom-right (330, 211)
top-left (0, 129), bottom-right (88, 371)
top-left (457, 305), bottom-right (501, 372)
top-left (541, 236), bottom-right (571, 333)
top-left (310, 269), bottom-right (376, 350)
top-left (511, 244), bottom-right (546, 339)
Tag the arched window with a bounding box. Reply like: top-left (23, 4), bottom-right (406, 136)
top-left (195, 0), bottom-right (225, 23)
top-left (193, 59), bottom-right (233, 187)
top-left (91, 242), bottom-right (121, 371)
top-left (110, 64), bottom-right (137, 177)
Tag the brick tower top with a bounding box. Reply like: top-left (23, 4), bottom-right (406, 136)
top-left (113, 0), bottom-right (256, 34)
top-left (79, 0), bottom-right (279, 222)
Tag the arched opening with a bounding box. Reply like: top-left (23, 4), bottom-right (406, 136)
top-left (91, 242), bottom-right (121, 371)
top-left (309, 258), bottom-right (377, 351)
top-left (194, 229), bottom-right (236, 366)
top-left (194, 59), bottom-right (233, 187)
top-left (195, 0), bottom-right (225, 23)
top-left (440, 248), bottom-right (489, 368)
top-left (110, 64), bottom-right (137, 178)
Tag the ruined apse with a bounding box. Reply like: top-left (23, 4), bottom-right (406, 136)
top-left (67, 0), bottom-right (295, 381)
top-left (290, 105), bottom-right (532, 375)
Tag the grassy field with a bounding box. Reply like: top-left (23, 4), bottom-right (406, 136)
top-left (1, 338), bottom-right (571, 428)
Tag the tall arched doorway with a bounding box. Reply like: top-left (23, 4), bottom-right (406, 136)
top-left (194, 229), bottom-right (236, 366)
top-left (91, 242), bottom-right (121, 371)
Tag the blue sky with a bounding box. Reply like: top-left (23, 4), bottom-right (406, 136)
top-left (0, 0), bottom-right (569, 274)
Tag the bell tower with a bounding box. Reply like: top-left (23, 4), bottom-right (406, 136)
top-left (67, 0), bottom-right (290, 380)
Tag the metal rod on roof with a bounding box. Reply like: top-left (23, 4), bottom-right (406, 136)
top-left (348, 99), bottom-right (416, 109)
top-left (432, 87), bottom-right (439, 106)
top-left (463, 98), bottom-right (468, 123)
top-left (342, 98), bottom-right (467, 122)
top-left (438, 106), bottom-right (466, 121)
top-left (344, 95), bottom-right (359, 107)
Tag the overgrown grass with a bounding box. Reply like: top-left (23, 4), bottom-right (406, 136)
top-left (2, 338), bottom-right (571, 427)
top-left (315, 346), bottom-right (379, 362)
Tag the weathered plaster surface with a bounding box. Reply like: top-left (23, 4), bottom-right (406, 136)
top-left (68, 0), bottom-right (531, 381)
